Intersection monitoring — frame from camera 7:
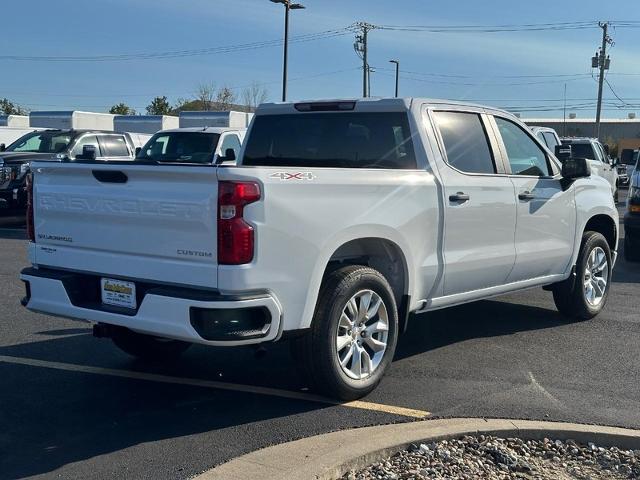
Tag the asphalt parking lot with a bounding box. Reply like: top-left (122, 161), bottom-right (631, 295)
top-left (0, 192), bottom-right (638, 480)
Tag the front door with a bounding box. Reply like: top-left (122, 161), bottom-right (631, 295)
top-left (491, 115), bottom-right (577, 282)
top-left (430, 109), bottom-right (517, 296)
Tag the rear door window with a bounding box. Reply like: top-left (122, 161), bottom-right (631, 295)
top-left (243, 112), bottom-right (417, 169)
top-left (99, 135), bottom-right (130, 157)
top-left (433, 111), bottom-right (496, 174)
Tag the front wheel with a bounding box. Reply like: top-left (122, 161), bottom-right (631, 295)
top-left (110, 326), bottom-right (191, 361)
top-left (553, 231), bottom-right (612, 320)
top-left (291, 265), bottom-right (399, 400)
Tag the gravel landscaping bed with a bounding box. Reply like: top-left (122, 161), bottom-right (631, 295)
top-left (342, 435), bottom-right (640, 479)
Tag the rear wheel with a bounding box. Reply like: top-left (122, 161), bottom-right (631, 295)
top-left (553, 231), bottom-right (611, 320)
top-left (291, 265), bottom-right (399, 400)
top-left (110, 326), bottom-right (191, 361)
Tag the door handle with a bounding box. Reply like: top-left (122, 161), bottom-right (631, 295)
top-left (518, 191), bottom-right (536, 201)
top-left (449, 192), bottom-right (470, 202)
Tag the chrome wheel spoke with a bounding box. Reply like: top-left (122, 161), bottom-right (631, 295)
top-left (340, 344), bottom-right (355, 367)
top-left (350, 345), bottom-right (363, 377)
top-left (364, 335), bottom-right (386, 352)
top-left (365, 319), bottom-right (389, 336)
top-left (336, 334), bottom-right (351, 352)
top-left (357, 291), bottom-right (372, 322)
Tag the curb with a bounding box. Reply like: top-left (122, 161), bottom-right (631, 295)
top-left (195, 418), bottom-right (640, 480)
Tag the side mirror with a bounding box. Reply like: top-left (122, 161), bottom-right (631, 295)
top-left (76, 145), bottom-right (97, 161)
top-left (0, 143), bottom-right (5, 152)
top-left (555, 144), bottom-right (572, 162)
top-left (135, 147), bottom-right (142, 156)
top-left (219, 148), bottom-right (236, 163)
top-left (562, 157), bottom-right (591, 180)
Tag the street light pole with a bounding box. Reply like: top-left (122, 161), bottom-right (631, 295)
top-left (389, 59), bottom-right (399, 97)
top-left (271, 0), bottom-right (305, 102)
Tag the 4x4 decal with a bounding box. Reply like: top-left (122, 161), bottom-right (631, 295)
top-left (269, 172), bottom-right (316, 181)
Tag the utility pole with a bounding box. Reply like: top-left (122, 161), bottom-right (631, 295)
top-left (270, 0), bottom-right (306, 102)
top-left (389, 59), bottom-right (399, 97)
top-left (563, 83), bottom-right (567, 137)
top-left (354, 23), bottom-right (374, 97)
top-left (593, 21), bottom-right (612, 139)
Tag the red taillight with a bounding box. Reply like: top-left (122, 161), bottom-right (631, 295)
top-left (217, 181), bottom-right (261, 265)
top-left (26, 173), bottom-right (35, 242)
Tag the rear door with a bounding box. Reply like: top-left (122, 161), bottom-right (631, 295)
top-left (32, 162), bottom-right (220, 288)
top-left (430, 109), bottom-right (517, 296)
top-left (490, 115), bottom-right (576, 282)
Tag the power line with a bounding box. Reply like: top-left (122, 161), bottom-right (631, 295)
top-left (0, 27), bottom-right (356, 62)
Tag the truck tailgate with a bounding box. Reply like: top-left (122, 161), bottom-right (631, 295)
top-left (31, 162), bottom-right (219, 289)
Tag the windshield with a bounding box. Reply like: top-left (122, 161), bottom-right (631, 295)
top-left (137, 132), bottom-right (221, 163)
top-left (6, 130), bottom-right (74, 153)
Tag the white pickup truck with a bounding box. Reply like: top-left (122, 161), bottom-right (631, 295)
top-left (21, 98), bottom-right (618, 400)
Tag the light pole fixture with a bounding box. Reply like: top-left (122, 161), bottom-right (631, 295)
top-left (389, 59), bottom-right (399, 97)
top-left (270, 0), bottom-right (306, 102)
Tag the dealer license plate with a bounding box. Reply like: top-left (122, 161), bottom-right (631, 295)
top-left (101, 278), bottom-right (136, 309)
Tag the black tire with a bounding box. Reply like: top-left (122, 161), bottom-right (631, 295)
top-left (624, 235), bottom-right (640, 262)
top-left (552, 231), bottom-right (612, 320)
top-left (111, 326), bottom-right (191, 361)
top-left (291, 265), bottom-right (399, 400)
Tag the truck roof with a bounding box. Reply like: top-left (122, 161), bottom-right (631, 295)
top-left (157, 127), bottom-right (244, 134)
top-left (255, 97), bottom-right (518, 118)
top-left (561, 137), bottom-right (599, 144)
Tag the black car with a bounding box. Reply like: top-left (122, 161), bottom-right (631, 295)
top-left (0, 129), bottom-right (137, 213)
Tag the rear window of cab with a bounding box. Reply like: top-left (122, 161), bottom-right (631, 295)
top-left (242, 112), bottom-right (417, 169)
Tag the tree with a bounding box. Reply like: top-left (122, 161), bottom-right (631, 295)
top-left (146, 96), bottom-right (171, 115)
top-left (0, 98), bottom-right (27, 115)
top-left (109, 103), bottom-right (135, 115)
top-left (215, 86), bottom-right (236, 111)
top-left (195, 83), bottom-right (216, 111)
top-left (241, 82), bottom-right (269, 112)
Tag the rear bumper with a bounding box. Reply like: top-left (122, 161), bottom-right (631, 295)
top-left (20, 267), bottom-right (282, 346)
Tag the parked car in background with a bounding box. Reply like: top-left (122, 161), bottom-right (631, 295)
top-left (624, 155), bottom-right (640, 262)
top-left (619, 149), bottom-right (638, 187)
top-left (0, 127), bottom-right (40, 150)
top-left (136, 127), bottom-right (246, 164)
top-left (0, 129), bottom-right (145, 213)
top-left (21, 98), bottom-right (618, 400)
top-left (531, 126), bottom-right (562, 152)
top-left (562, 137), bottom-right (619, 201)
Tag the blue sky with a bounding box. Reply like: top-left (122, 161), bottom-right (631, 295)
top-left (2, 0), bottom-right (640, 118)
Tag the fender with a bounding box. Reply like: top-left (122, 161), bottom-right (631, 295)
top-left (298, 225), bottom-right (416, 330)
top-left (567, 178), bottom-right (619, 271)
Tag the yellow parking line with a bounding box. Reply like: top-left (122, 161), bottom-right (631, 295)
top-left (0, 355), bottom-right (430, 419)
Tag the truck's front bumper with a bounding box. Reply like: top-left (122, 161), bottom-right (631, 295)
top-left (20, 267), bottom-right (282, 346)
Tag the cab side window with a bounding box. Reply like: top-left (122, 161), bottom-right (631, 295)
top-left (495, 117), bottom-right (551, 177)
top-left (433, 111), bottom-right (496, 174)
top-left (99, 135), bottom-right (130, 157)
top-left (71, 135), bottom-right (102, 159)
